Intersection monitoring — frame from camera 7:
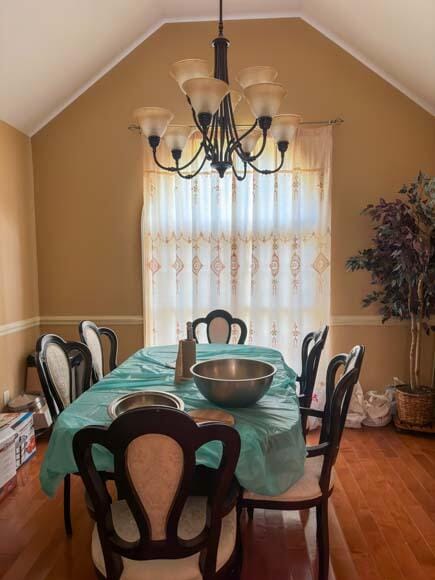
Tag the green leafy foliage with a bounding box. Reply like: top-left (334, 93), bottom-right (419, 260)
top-left (347, 172), bottom-right (435, 327)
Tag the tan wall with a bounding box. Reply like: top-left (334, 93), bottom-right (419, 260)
top-left (31, 18), bottom-right (435, 389)
top-left (0, 120), bottom-right (40, 405)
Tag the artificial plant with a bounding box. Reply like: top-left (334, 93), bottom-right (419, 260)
top-left (347, 172), bottom-right (435, 391)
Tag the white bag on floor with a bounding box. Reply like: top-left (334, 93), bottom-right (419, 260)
top-left (345, 381), bottom-right (366, 428)
top-left (361, 389), bottom-right (393, 427)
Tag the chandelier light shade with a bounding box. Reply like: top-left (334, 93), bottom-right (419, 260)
top-left (163, 125), bottom-right (194, 152)
top-left (230, 90), bottom-right (242, 109)
top-left (270, 114), bottom-right (303, 145)
top-left (133, 0), bottom-right (304, 179)
top-left (182, 77), bottom-right (230, 116)
top-left (134, 107), bottom-right (174, 138)
top-left (244, 82), bottom-right (288, 119)
top-left (169, 59), bottom-right (213, 92)
top-left (239, 127), bottom-right (263, 155)
top-left (235, 66), bottom-right (278, 89)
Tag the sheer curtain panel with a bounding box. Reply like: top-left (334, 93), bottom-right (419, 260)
top-left (142, 126), bottom-right (332, 369)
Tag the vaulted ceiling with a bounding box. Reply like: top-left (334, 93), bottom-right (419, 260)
top-left (1, 0), bottom-right (434, 136)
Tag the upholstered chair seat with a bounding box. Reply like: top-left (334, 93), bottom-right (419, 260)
top-left (240, 345), bottom-right (365, 580)
top-left (35, 333), bottom-right (93, 536)
top-left (74, 408), bottom-right (241, 580)
top-left (92, 497), bottom-right (237, 580)
top-left (243, 456), bottom-right (335, 504)
top-left (79, 320), bottom-right (118, 383)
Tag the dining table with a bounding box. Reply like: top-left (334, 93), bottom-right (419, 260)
top-left (40, 343), bottom-right (306, 497)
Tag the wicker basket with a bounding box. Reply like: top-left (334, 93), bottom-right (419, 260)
top-left (395, 385), bottom-right (433, 426)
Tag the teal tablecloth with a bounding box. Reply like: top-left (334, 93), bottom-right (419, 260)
top-left (40, 344), bottom-right (306, 497)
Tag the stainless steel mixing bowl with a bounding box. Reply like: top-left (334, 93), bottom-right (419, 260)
top-left (107, 390), bottom-right (184, 420)
top-left (190, 358), bottom-right (276, 408)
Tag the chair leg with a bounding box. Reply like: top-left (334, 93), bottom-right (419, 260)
top-left (316, 500), bottom-right (329, 580)
top-left (247, 507), bottom-right (254, 521)
top-left (64, 474), bottom-right (72, 536)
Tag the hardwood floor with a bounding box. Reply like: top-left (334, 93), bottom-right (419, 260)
top-left (1, 425), bottom-right (435, 579)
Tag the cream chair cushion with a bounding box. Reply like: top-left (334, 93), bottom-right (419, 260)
top-left (208, 317), bottom-right (230, 343)
top-left (126, 434), bottom-right (184, 541)
top-left (92, 497), bottom-right (237, 580)
top-left (83, 326), bottom-right (104, 380)
top-left (243, 455), bottom-right (334, 503)
top-left (45, 343), bottom-right (71, 407)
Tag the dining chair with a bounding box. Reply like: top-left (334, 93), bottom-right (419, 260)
top-left (73, 407), bottom-right (242, 580)
top-left (79, 320), bottom-right (118, 383)
top-left (297, 325), bottom-right (329, 437)
top-left (240, 345), bottom-right (365, 580)
top-left (192, 309), bottom-right (247, 344)
top-left (35, 333), bottom-right (93, 536)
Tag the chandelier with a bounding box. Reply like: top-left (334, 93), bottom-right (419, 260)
top-left (133, 0), bottom-right (303, 180)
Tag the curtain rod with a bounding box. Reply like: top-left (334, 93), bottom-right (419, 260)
top-left (128, 117), bottom-right (344, 133)
top-left (301, 117), bottom-right (344, 126)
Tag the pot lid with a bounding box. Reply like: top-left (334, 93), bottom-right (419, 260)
top-left (8, 393), bottom-right (44, 411)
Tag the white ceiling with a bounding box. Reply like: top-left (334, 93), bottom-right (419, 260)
top-left (1, 0), bottom-right (434, 136)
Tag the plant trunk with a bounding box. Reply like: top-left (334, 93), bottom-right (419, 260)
top-left (410, 313), bottom-right (417, 391)
top-left (414, 276), bottom-right (424, 389)
top-left (432, 331), bottom-right (435, 391)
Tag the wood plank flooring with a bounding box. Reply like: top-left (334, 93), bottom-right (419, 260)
top-left (1, 425), bottom-right (435, 579)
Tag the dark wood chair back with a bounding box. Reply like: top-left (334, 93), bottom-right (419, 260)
top-left (298, 325), bottom-right (329, 405)
top-left (36, 334), bottom-right (92, 421)
top-left (79, 320), bottom-right (118, 382)
top-left (192, 309), bottom-right (247, 344)
top-left (73, 407), bottom-right (241, 579)
top-left (317, 345), bottom-right (365, 492)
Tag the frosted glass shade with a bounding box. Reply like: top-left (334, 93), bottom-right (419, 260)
top-left (182, 77), bottom-right (229, 115)
top-left (230, 90), bottom-right (242, 110)
top-left (169, 59), bottom-right (212, 92)
top-left (134, 107), bottom-right (174, 137)
top-left (236, 66), bottom-right (278, 89)
top-left (270, 114), bottom-right (302, 144)
top-left (244, 82), bottom-right (287, 119)
top-left (163, 125), bottom-right (194, 151)
top-left (240, 127), bottom-right (262, 154)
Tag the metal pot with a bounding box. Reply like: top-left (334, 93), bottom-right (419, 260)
top-left (7, 393), bottom-right (45, 414)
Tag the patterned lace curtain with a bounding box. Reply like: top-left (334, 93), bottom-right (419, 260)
top-left (142, 126), bottom-right (332, 369)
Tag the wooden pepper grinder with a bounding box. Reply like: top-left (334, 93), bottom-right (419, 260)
top-left (175, 321), bottom-right (196, 384)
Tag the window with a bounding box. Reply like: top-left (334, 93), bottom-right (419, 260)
top-left (142, 127), bottom-right (331, 367)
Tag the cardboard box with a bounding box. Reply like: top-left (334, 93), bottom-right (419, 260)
top-left (0, 427), bottom-right (17, 503)
top-left (0, 413), bottom-right (36, 468)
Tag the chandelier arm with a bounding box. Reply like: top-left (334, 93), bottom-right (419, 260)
top-left (224, 115), bottom-right (233, 164)
top-left (244, 130), bottom-right (268, 162)
top-left (226, 91), bottom-right (244, 144)
top-left (227, 118), bottom-right (259, 159)
top-left (175, 142), bottom-right (206, 171)
top-left (219, 104), bottom-right (226, 162)
top-left (187, 97), bottom-right (214, 158)
top-left (223, 95), bottom-right (239, 163)
top-left (231, 161), bottom-right (247, 181)
top-left (152, 148), bottom-right (178, 172)
top-left (247, 150), bottom-right (285, 175)
top-left (176, 153), bottom-right (208, 179)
